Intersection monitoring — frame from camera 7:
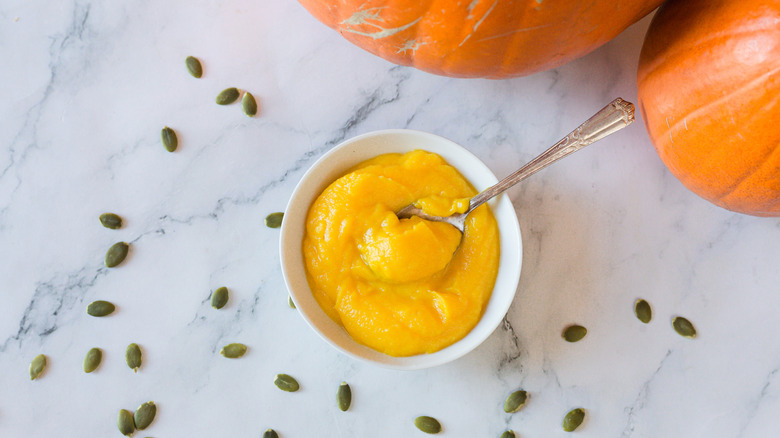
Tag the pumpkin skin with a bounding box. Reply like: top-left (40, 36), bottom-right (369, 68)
top-left (637, 0), bottom-right (780, 216)
top-left (298, 0), bottom-right (664, 78)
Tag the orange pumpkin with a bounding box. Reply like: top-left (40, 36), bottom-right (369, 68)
top-left (298, 0), bottom-right (664, 78)
top-left (637, 0), bottom-right (780, 216)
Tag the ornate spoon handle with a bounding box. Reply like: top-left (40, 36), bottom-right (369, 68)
top-left (467, 98), bottom-right (635, 213)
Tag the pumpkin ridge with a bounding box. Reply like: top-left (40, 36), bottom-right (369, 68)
top-left (638, 25), bottom-right (780, 85)
top-left (656, 64), bottom-right (780, 142)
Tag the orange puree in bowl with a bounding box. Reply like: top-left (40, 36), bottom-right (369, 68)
top-left (302, 150), bottom-right (500, 356)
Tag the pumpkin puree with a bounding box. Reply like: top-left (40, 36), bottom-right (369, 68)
top-left (303, 150), bottom-right (500, 356)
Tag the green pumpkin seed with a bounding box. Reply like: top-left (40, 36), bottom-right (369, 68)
top-left (220, 343), bottom-right (247, 359)
top-left (265, 212), bottom-right (284, 228)
top-left (117, 409), bottom-right (135, 436)
top-left (134, 401), bottom-right (156, 430)
top-left (414, 416), bottom-right (441, 434)
top-left (274, 373), bottom-right (299, 392)
top-left (500, 431), bottom-right (516, 438)
top-left (211, 286), bottom-right (229, 309)
top-left (161, 126), bottom-right (178, 152)
top-left (87, 300), bottom-right (115, 317)
top-left (673, 316), bottom-right (696, 338)
top-left (83, 348), bottom-right (102, 373)
top-left (99, 212), bottom-right (123, 229)
top-left (104, 241), bottom-right (129, 268)
top-left (185, 56), bottom-right (203, 78)
top-left (635, 299), bottom-right (652, 323)
top-left (337, 381), bottom-right (352, 411)
top-left (288, 295), bottom-right (296, 309)
top-left (242, 92), bottom-right (258, 117)
top-left (126, 343), bottom-right (142, 372)
top-left (263, 429), bottom-right (279, 438)
top-left (216, 87), bottom-right (240, 105)
top-left (562, 325), bottom-right (587, 343)
top-left (563, 408), bottom-right (585, 432)
top-left (29, 354), bottom-right (47, 380)
top-left (503, 389), bottom-right (528, 413)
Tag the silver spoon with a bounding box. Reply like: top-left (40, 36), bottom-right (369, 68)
top-left (397, 98), bottom-right (635, 232)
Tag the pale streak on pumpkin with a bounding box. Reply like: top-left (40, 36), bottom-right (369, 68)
top-left (459, 0), bottom-right (498, 47)
top-left (397, 38), bottom-right (427, 55)
top-left (341, 7), bottom-right (422, 40)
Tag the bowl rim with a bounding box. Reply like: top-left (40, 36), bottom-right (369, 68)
top-left (280, 129), bottom-right (522, 370)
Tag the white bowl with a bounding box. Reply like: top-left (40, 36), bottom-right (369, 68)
top-left (280, 129), bottom-right (522, 370)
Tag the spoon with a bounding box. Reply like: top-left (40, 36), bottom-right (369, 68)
top-left (397, 98), bottom-right (636, 232)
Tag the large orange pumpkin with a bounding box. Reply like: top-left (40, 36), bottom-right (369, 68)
top-left (298, 0), bottom-right (664, 78)
top-left (637, 0), bottom-right (780, 217)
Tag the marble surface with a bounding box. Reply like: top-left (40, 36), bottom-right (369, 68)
top-left (2, 1), bottom-right (779, 437)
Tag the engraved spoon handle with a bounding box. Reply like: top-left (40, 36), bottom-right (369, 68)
top-left (466, 98), bottom-right (635, 213)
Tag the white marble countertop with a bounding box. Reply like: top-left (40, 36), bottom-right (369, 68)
top-left (3, 1), bottom-right (780, 437)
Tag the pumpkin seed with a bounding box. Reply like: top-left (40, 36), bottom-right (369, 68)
top-left (216, 87), bottom-right (240, 105)
top-left (242, 92), bottom-right (258, 117)
top-left (414, 416), bottom-right (441, 434)
top-left (161, 126), bottom-right (178, 152)
top-left (265, 212), bottom-right (284, 228)
top-left (104, 242), bottom-right (129, 268)
top-left (635, 299), bottom-right (652, 323)
top-left (263, 429), bottom-right (279, 438)
top-left (185, 56), bottom-right (203, 78)
top-left (126, 343), bottom-right (142, 372)
top-left (134, 401), bottom-right (156, 430)
top-left (117, 409), bottom-right (135, 436)
top-left (99, 212), bottom-right (123, 229)
top-left (288, 295), bottom-right (296, 309)
top-left (503, 389), bottom-right (528, 413)
top-left (29, 354), bottom-right (46, 380)
top-left (211, 286), bottom-right (229, 309)
top-left (83, 348), bottom-right (102, 373)
top-left (87, 300), bottom-right (115, 317)
top-left (562, 324), bottom-right (587, 343)
top-left (673, 316), bottom-right (696, 338)
top-left (500, 431), bottom-right (516, 438)
top-left (220, 343), bottom-right (247, 359)
top-left (274, 373), bottom-right (299, 392)
top-left (337, 381), bottom-right (352, 411)
top-left (563, 408), bottom-right (585, 432)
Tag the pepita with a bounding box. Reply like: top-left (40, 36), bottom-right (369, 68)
top-left (635, 299), bottom-right (652, 323)
top-left (220, 343), bottom-right (247, 359)
top-left (562, 324), bottom-right (587, 343)
top-left (265, 212), bottom-right (284, 228)
top-left (274, 373), bottom-right (299, 392)
top-left (87, 300), bottom-right (115, 317)
top-left (414, 416), bottom-right (442, 434)
top-left (29, 354), bottom-right (47, 380)
top-left (563, 408), bottom-right (585, 432)
top-left (104, 242), bottom-right (129, 268)
top-left (185, 56), bottom-right (203, 78)
top-left (288, 295), bottom-right (296, 309)
top-left (242, 92), bottom-right (258, 117)
top-left (83, 348), bottom-right (102, 373)
top-left (503, 389), bottom-right (528, 413)
top-left (672, 316), bottom-right (696, 338)
top-left (263, 429), bottom-right (279, 438)
top-left (126, 343), bottom-right (142, 372)
top-left (211, 287), bottom-right (229, 309)
top-left (134, 401), bottom-right (156, 430)
top-left (216, 87), bottom-right (240, 105)
top-left (161, 126), bottom-right (178, 152)
top-left (99, 213), bottom-right (123, 229)
top-left (500, 431), bottom-right (516, 438)
top-left (117, 409), bottom-right (135, 436)
top-left (337, 381), bottom-right (352, 411)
